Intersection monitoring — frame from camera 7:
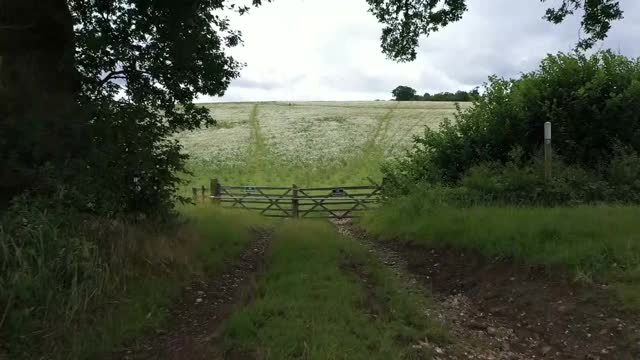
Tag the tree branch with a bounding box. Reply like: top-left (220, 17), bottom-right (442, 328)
top-left (97, 70), bottom-right (125, 88)
top-left (0, 23), bottom-right (35, 31)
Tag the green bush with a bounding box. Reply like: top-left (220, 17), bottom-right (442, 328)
top-left (461, 151), bottom-right (640, 206)
top-left (607, 144), bottom-right (640, 202)
top-left (385, 51), bottom-right (640, 203)
top-left (385, 145), bottom-right (640, 206)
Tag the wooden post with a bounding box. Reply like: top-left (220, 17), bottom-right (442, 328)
top-left (192, 188), bottom-right (198, 203)
top-left (210, 178), bottom-right (221, 203)
top-left (544, 122), bottom-right (552, 182)
top-left (292, 184), bottom-right (299, 218)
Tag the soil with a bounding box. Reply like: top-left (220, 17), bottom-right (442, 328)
top-left (113, 227), bottom-right (272, 360)
top-left (340, 256), bottom-right (393, 320)
top-left (334, 219), bottom-right (640, 360)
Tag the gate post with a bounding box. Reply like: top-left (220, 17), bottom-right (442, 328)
top-left (544, 122), bottom-right (552, 182)
top-left (292, 184), bottom-right (299, 218)
top-left (210, 178), bottom-right (221, 203)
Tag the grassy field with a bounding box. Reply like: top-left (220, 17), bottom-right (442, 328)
top-left (179, 101), bottom-right (468, 190)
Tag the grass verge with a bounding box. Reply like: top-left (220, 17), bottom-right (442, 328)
top-left (1, 204), bottom-right (267, 359)
top-left (361, 190), bottom-right (640, 309)
top-left (222, 220), bottom-right (447, 359)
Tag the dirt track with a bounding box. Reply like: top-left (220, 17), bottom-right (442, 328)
top-left (335, 219), bottom-right (640, 360)
top-left (115, 228), bottom-right (271, 360)
top-left (111, 219), bottom-right (639, 359)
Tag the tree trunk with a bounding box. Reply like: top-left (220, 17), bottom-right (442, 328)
top-left (0, 0), bottom-right (82, 206)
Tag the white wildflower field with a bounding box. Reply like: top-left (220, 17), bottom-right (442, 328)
top-left (178, 101), bottom-right (469, 189)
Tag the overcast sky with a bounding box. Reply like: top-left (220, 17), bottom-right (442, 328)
top-left (199, 0), bottom-right (640, 102)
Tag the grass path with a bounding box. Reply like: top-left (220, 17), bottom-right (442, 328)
top-left (364, 107), bottom-right (395, 152)
top-left (221, 220), bottom-right (448, 359)
top-left (386, 113), bottom-right (435, 155)
top-left (248, 104), bottom-right (268, 165)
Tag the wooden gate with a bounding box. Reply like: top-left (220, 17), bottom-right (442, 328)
top-left (194, 179), bottom-right (381, 219)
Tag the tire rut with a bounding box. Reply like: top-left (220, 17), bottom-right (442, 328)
top-left (248, 104), bottom-right (267, 159)
top-left (115, 227), bottom-right (273, 360)
top-left (333, 219), bottom-right (640, 360)
top-left (364, 107), bottom-right (395, 151)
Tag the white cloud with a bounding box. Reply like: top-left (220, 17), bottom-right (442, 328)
top-left (198, 0), bottom-right (640, 102)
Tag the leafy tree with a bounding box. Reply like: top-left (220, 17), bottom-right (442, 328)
top-left (1, 0), bottom-right (260, 215)
top-left (367, 0), bottom-right (624, 61)
top-left (392, 86), bottom-right (417, 101)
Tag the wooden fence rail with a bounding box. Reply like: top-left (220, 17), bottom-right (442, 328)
top-left (193, 179), bottom-right (381, 219)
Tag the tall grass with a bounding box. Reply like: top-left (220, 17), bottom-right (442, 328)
top-left (223, 220), bottom-right (447, 359)
top-left (362, 189), bottom-right (640, 274)
top-left (0, 200), bottom-right (267, 359)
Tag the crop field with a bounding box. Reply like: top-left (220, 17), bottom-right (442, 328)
top-left (178, 101), bottom-right (469, 190)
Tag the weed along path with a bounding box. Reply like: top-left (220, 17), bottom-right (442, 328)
top-left (335, 220), bottom-right (640, 360)
top-left (117, 227), bottom-right (272, 360)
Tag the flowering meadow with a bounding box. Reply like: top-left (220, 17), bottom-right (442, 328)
top-left (178, 101), bottom-right (468, 189)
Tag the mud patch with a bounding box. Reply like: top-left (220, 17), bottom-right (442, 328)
top-left (116, 227), bottom-right (271, 360)
top-left (403, 244), bottom-right (640, 359)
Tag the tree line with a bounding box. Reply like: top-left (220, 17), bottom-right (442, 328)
top-left (391, 85), bottom-right (480, 102)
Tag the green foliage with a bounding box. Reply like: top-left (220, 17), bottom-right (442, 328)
top-left (423, 89), bottom-right (479, 102)
top-left (606, 144), bottom-right (640, 202)
top-left (0, 199), bottom-right (266, 359)
top-left (367, 0), bottom-right (624, 61)
top-left (386, 51), bottom-right (640, 203)
top-left (394, 88), bottom-right (479, 102)
top-left (392, 85), bottom-right (418, 101)
top-left (1, 0), bottom-right (249, 216)
top-left (543, 0), bottom-right (623, 50)
top-left (0, 195), bottom-right (159, 357)
top-left (68, 0), bottom-right (252, 217)
top-left (223, 220), bottom-right (447, 359)
top-left (385, 146), bottom-right (640, 206)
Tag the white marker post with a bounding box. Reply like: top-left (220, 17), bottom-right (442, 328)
top-left (544, 122), bottom-right (552, 181)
